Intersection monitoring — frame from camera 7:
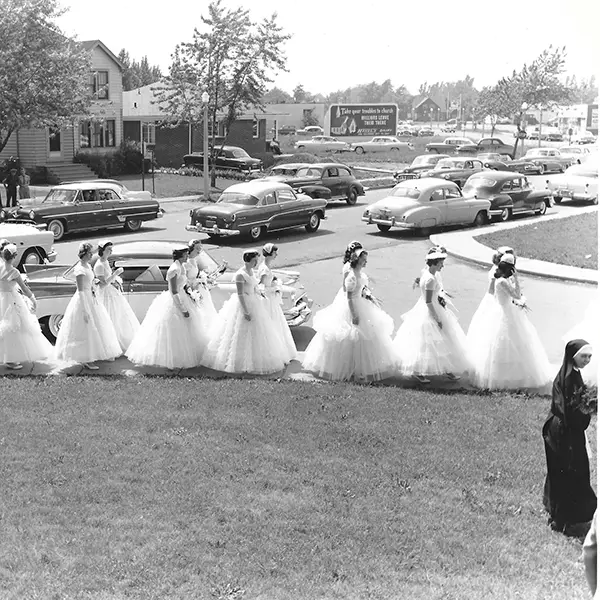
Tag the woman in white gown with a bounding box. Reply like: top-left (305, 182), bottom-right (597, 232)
top-left (562, 297), bottom-right (598, 385)
top-left (470, 253), bottom-right (553, 390)
top-left (394, 247), bottom-right (471, 383)
top-left (467, 246), bottom-right (515, 363)
top-left (126, 246), bottom-right (208, 370)
top-left (303, 248), bottom-right (398, 382)
top-left (257, 243), bottom-right (296, 364)
top-left (93, 240), bottom-right (140, 352)
top-left (184, 239), bottom-right (218, 321)
top-left (55, 242), bottom-right (121, 369)
top-left (202, 250), bottom-right (286, 375)
top-left (0, 243), bottom-right (53, 369)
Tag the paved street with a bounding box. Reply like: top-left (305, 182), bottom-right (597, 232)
top-left (47, 182), bottom-right (597, 367)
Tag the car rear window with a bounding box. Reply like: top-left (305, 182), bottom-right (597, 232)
top-left (217, 192), bottom-right (259, 206)
top-left (462, 178), bottom-right (498, 193)
top-left (296, 167), bottom-right (322, 177)
top-left (391, 186), bottom-right (421, 199)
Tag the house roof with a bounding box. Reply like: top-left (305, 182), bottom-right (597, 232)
top-left (79, 40), bottom-right (124, 71)
top-left (412, 96), bottom-right (441, 110)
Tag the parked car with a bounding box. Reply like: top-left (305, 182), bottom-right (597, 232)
top-left (546, 131), bottom-right (565, 142)
top-left (285, 163), bottom-right (366, 205)
top-left (277, 125), bottom-right (297, 135)
top-left (261, 163), bottom-right (308, 180)
top-left (418, 127), bottom-right (435, 137)
top-left (574, 131), bottom-right (597, 145)
top-left (558, 146), bottom-right (592, 164)
top-left (296, 126), bottom-right (324, 136)
top-left (25, 240), bottom-right (314, 343)
top-left (441, 119), bottom-right (458, 133)
top-left (477, 153), bottom-right (543, 175)
top-left (545, 163), bottom-right (598, 205)
top-left (396, 127), bottom-right (414, 137)
top-left (393, 154), bottom-right (450, 182)
top-left (511, 148), bottom-right (573, 174)
top-left (186, 180), bottom-right (327, 242)
top-left (426, 137), bottom-right (472, 154)
top-left (462, 171), bottom-right (553, 221)
top-left (3, 181), bottom-right (163, 241)
top-left (294, 136), bottom-right (350, 153)
top-left (421, 157), bottom-right (486, 188)
top-left (0, 222), bottom-right (57, 268)
top-left (361, 178), bottom-right (490, 233)
top-left (350, 136), bottom-right (414, 154)
top-left (455, 137), bottom-right (515, 159)
top-left (182, 145), bottom-right (263, 173)
top-left (63, 179), bottom-right (153, 202)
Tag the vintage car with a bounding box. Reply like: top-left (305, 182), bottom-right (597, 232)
top-left (425, 137), bottom-right (472, 154)
top-left (455, 137), bottom-right (515, 159)
top-left (574, 131), bottom-right (597, 145)
top-left (477, 153), bottom-right (543, 175)
top-left (418, 127), bottom-right (435, 137)
top-left (186, 180), bottom-right (327, 241)
top-left (182, 145), bottom-right (263, 173)
top-left (294, 136), bottom-right (350, 153)
top-left (350, 136), bottom-right (414, 154)
top-left (62, 179), bottom-right (153, 202)
top-left (545, 163), bottom-right (598, 205)
top-left (511, 148), bottom-right (573, 174)
top-left (0, 222), bottom-right (57, 268)
top-left (295, 126), bottom-right (324, 136)
top-left (362, 178), bottom-right (490, 233)
top-left (25, 240), bottom-right (314, 343)
top-left (393, 154), bottom-right (450, 182)
top-left (421, 157), bottom-right (486, 188)
top-left (3, 181), bottom-right (163, 241)
top-left (558, 146), bottom-right (592, 164)
top-left (396, 127), bottom-right (414, 137)
top-left (277, 125), bottom-right (297, 135)
top-left (462, 171), bottom-right (553, 221)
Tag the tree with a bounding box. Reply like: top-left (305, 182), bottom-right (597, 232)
top-left (302, 108), bottom-right (319, 127)
top-left (473, 86), bottom-right (509, 135)
top-left (155, 0), bottom-right (290, 186)
top-left (293, 84), bottom-right (307, 103)
top-left (262, 86), bottom-right (294, 104)
top-left (118, 49), bottom-right (163, 91)
top-left (0, 0), bottom-right (92, 154)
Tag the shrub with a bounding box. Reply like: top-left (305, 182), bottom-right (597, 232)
top-left (273, 152), bottom-right (320, 166)
top-left (73, 141), bottom-right (153, 178)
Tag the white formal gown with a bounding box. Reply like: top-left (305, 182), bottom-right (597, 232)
top-left (466, 266), bottom-right (498, 364)
top-left (184, 256), bottom-right (218, 321)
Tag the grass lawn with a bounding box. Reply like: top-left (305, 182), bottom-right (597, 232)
top-left (0, 377), bottom-right (594, 599)
top-left (475, 212), bottom-right (598, 270)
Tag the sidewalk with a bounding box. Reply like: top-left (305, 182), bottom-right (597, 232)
top-left (430, 206), bottom-right (598, 285)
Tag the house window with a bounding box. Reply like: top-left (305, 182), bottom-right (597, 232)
top-left (79, 120), bottom-right (116, 148)
top-left (89, 70), bottom-right (109, 100)
top-left (142, 123), bottom-right (156, 144)
top-left (207, 120), bottom-right (227, 138)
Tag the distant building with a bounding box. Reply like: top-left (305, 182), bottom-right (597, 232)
top-left (263, 103), bottom-right (326, 132)
top-left (553, 103), bottom-right (598, 136)
top-left (411, 97), bottom-right (442, 122)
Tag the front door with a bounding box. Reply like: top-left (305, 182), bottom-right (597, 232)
top-left (74, 189), bottom-right (105, 229)
top-left (48, 127), bottom-right (62, 160)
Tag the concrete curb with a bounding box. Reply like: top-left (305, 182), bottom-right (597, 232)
top-left (430, 206), bottom-right (598, 284)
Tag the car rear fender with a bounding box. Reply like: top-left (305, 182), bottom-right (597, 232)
top-left (403, 206), bottom-right (439, 224)
top-left (299, 184), bottom-right (332, 199)
top-left (489, 194), bottom-right (513, 209)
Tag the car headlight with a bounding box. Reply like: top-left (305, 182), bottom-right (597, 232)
top-left (29, 210), bottom-right (36, 220)
top-left (363, 209), bottom-right (369, 216)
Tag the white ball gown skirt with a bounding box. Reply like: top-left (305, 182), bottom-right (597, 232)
top-left (264, 289), bottom-right (296, 364)
top-left (202, 293), bottom-right (286, 375)
top-left (470, 301), bottom-right (552, 390)
top-left (302, 289), bottom-right (398, 381)
top-left (96, 283), bottom-right (140, 352)
top-left (466, 292), bottom-right (497, 365)
top-left (0, 289), bottom-right (53, 363)
top-left (563, 302), bottom-right (598, 385)
top-left (55, 290), bottom-right (122, 363)
top-left (195, 285), bottom-right (218, 321)
top-left (394, 297), bottom-right (471, 377)
top-left (126, 290), bottom-right (208, 369)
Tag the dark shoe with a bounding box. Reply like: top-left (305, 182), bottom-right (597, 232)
top-left (413, 374), bottom-right (431, 384)
top-left (446, 372), bottom-right (461, 381)
top-left (5, 362), bottom-right (23, 370)
top-left (549, 519), bottom-right (566, 533)
top-left (83, 362), bottom-right (99, 370)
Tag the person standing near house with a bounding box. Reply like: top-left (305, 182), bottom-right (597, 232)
top-left (18, 168), bottom-right (31, 200)
top-left (3, 168), bottom-right (19, 208)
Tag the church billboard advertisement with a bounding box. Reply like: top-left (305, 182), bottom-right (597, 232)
top-left (329, 104), bottom-right (398, 137)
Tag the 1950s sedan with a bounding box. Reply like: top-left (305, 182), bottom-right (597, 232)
top-left (3, 181), bottom-right (163, 241)
top-left (361, 178), bottom-right (490, 234)
top-left (25, 240), bottom-right (313, 343)
top-left (186, 180), bottom-right (327, 242)
top-left (545, 163), bottom-right (598, 205)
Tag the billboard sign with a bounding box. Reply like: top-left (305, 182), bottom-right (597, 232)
top-left (329, 104), bottom-right (397, 137)
top-left (587, 104), bottom-right (598, 133)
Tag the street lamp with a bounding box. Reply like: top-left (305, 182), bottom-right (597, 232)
top-left (202, 91), bottom-right (210, 201)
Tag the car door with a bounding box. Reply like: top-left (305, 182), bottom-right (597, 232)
top-left (443, 185), bottom-right (469, 224)
top-left (321, 167), bottom-right (342, 198)
top-left (274, 188), bottom-right (305, 228)
top-left (507, 177), bottom-right (527, 212)
top-left (97, 188), bottom-right (121, 227)
top-left (74, 188), bottom-right (103, 230)
top-left (428, 188), bottom-right (448, 225)
top-left (257, 190), bottom-right (283, 230)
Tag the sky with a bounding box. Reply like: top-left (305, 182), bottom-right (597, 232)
top-left (57, 0), bottom-right (599, 96)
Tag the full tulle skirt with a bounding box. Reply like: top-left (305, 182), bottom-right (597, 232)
top-left (0, 290), bottom-right (53, 363)
top-left (563, 304), bottom-right (598, 385)
top-left (126, 291), bottom-right (209, 369)
top-left (96, 283), bottom-right (140, 352)
top-left (195, 285), bottom-right (218, 321)
top-left (303, 289), bottom-right (398, 381)
top-left (202, 293), bottom-right (286, 375)
top-left (55, 290), bottom-right (121, 363)
top-left (264, 290), bottom-right (296, 363)
top-left (470, 301), bottom-right (553, 390)
top-left (393, 298), bottom-right (471, 376)
top-left (466, 292), bottom-right (497, 365)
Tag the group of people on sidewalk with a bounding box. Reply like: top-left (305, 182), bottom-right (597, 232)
top-left (2, 167), bottom-right (31, 207)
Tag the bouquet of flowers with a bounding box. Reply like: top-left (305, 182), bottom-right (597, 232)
top-left (183, 283), bottom-right (203, 304)
top-left (362, 285), bottom-right (382, 307)
top-left (574, 385), bottom-right (598, 415)
top-left (513, 295), bottom-right (531, 312)
top-left (437, 295), bottom-right (447, 308)
top-left (412, 277), bottom-right (420, 290)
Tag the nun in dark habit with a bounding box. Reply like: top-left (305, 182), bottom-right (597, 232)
top-left (543, 338), bottom-right (597, 534)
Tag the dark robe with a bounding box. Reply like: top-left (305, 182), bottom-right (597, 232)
top-left (543, 339), bottom-right (597, 527)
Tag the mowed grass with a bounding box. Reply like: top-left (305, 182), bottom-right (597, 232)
top-left (475, 212), bottom-right (598, 269)
top-left (0, 377), bottom-right (594, 599)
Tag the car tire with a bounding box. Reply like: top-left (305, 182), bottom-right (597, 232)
top-left (429, 148), bottom-right (439, 153)
top-left (346, 188), bottom-right (358, 205)
top-left (297, 145), bottom-right (305, 150)
top-left (554, 197), bottom-right (562, 204)
top-left (19, 248), bottom-right (43, 268)
top-left (377, 224), bottom-right (391, 232)
top-left (40, 314), bottom-right (63, 344)
top-left (354, 146), bottom-right (364, 154)
top-left (537, 202), bottom-right (547, 215)
top-left (473, 211), bottom-right (487, 227)
top-left (305, 212), bottom-right (321, 232)
top-left (391, 147), bottom-right (400, 153)
top-left (591, 196), bottom-right (598, 206)
top-left (47, 219), bottom-right (66, 241)
top-left (124, 219), bottom-right (143, 232)
top-left (499, 207), bottom-right (512, 222)
top-left (558, 165), bottom-right (565, 173)
top-left (248, 225), bottom-right (265, 241)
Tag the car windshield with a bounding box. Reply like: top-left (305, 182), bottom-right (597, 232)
top-left (271, 167), bottom-right (297, 176)
top-left (462, 178), bottom-right (498, 194)
top-left (411, 156), bottom-right (435, 167)
top-left (42, 189), bottom-right (78, 204)
top-left (216, 192), bottom-right (260, 206)
top-left (565, 165), bottom-right (597, 178)
top-left (231, 149), bottom-right (250, 158)
top-left (525, 149), bottom-right (545, 157)
top-left (437, 159), bottom-right (463, 169)
top-left (296, 167), bottom-right (321, 177)
top-left (391, 186), bottom-right (421, 199)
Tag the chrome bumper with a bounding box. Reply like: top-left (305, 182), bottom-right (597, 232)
top-left (185, 224), bottom-right (240, 237)
top-left (361, 215), bottom-right (416, 228)
top-left (553, 190), bottom-right (593, 201)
